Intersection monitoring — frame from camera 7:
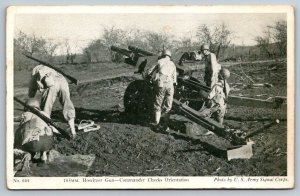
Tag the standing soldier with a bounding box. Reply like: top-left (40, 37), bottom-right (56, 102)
top-left (199, 68), bottom-right (230, 125)
top-left (201, 44), bottom-right (221, 87)
top-left (28, 65), bottom-right (76, 138)
top-left (147, 49), bottom-right (177, 129)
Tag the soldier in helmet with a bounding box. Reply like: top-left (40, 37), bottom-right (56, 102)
top-left (201, 44), bottom-right (221, 88)
top-left (14, 98), bottom-right (59, 174)
top-left (147, 49), bottom-right (177, 129)
top-left (199, 68), bottom-right (230, 125)
top-left (28, 65), bottom-right (76, 138)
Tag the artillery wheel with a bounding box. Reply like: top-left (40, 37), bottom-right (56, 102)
top-left (123, 80), bottom-right (153, 120)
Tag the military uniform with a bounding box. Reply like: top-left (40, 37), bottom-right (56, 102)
top-left (199, 79), bottom-right (230, 124)
top-left (203, 52), bottom-right (221, 88)
top-left (148, 54), bottom-right (177, 125)
top-left (28, 65), bottom-right (76, 136)
top-left (14, 109), bottom-right (58, 173)
top-left (14, 111), bottom-right (55, 153)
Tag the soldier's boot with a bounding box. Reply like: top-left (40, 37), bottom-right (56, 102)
top-left (40, 151), bottom-right (48, 163)
top-left (68, 118), bottom-right (76, 138)
top-left (161, 113), bottom-right (170, 132)
top-left (150, 111), bottom-right (161, 128)
top-left (154, 111), bottom-right (161, 125)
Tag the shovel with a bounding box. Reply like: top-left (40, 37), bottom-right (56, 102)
top-left (226, 119), bottom-right (280, 160)
top-left (227, 140), bottom-right (254, 161)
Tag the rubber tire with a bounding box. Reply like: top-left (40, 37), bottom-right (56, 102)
top-left (123, 80), bottom-right (152, 115)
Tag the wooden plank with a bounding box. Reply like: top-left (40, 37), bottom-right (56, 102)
top-left (227, 95), bottom-right (286, 109)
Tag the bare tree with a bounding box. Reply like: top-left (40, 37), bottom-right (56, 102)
top-left (42, 41), bottom-right (60, 57)
top-left (101, 26), bottom-right (127, 60)
top-left (254, 29), bottom-right (273, 58)
top-left (63, 39), bottom-right (78, 64)
top-left (15, 31), bottom-right (47, 56)
top-left (145, 31), bottom-right (170, 53)
top-left (123, 28), bottom-right (148, 48)
top-left (255, 20), bottom-right (287, 58)
top-left (196, 23), bottom-right (233, 58)
top-left (83, 39), bottom-right (110, 63)
top-left (269, 21), bottom-right (287, 56)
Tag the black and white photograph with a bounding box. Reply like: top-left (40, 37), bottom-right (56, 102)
top-left (6, 5), bottom-right (294, 189)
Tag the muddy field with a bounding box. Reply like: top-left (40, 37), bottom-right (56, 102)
top-left (13, 60), bottom-right (287, 177)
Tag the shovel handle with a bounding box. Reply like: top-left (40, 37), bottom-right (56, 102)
top-left (245, 119), bottom-right (280, 139)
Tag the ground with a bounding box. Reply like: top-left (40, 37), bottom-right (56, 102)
top-left (13, 60), bottom-right (287, 177)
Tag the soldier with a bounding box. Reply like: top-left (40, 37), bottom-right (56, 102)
top-left (14, 98), bottom-right (58, 173)
top-left (28, 65), bottom-right (76, 138)
top-left (199, 68), bottom-right (230, 125)
top-left (201, 44), bottom-right (221, 87)
top-left (147, 49), bottom-right (177, 128)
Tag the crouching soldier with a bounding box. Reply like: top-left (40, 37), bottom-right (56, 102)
top-left (14, 98), bottom-right (58, 174)
top-left (199, 68), bottom-right (230, 125)
top-left (28, 65), bottom-right (76, 137)
top-left (147, 49), bottom-right (177, 129)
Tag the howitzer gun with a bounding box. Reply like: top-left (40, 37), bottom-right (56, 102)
top-left (112, 45), bottom-right (284, 145)
top-left (112, 45), bottom-right (249, 144)
top-left (112, 45), bottom-right (286, 110)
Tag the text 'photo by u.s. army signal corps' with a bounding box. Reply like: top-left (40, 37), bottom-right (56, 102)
top-left (6, 5), bottom-right (294, 189)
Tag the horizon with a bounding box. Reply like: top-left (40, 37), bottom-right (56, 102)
top-left (14, 13), bottom-right (286, 55)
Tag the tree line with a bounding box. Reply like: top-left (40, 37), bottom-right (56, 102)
top-left (14, 21), bottom-right (287, 71)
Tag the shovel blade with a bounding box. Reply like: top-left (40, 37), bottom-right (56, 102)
top-left (227, 142), bottom-right (253, 161)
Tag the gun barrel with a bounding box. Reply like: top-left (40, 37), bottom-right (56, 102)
top-left (14, 97), bottom-right (71, 140)
top-left (24, 54), bottom-right (79, 85)
top-left (128, 45), bottom-right (156, 56)
top-left (178, 77), bottom-right (211, 92)
top-left (111, 45), bottom-right (132, 57)
top-left (172, 99), bottom-right (224, 132)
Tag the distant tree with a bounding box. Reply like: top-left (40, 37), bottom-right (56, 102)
top-left (180, 37), bottom-right (192, 49)
top-left (63, 39), bottom-right (78, 64)
top-left (15, 31), bottom-right (47, 56)
top-left (255, 20), bottom-right (287, 58)
top-left (42, 41), bottom-right (59, 57)
top-left (83, 39), bottom-right (110, 63)
top-left (196, 23), bottom-right (233, 59)
top-left (254, 30), bottom-right (273, 58)
top-left (269, 21), bottom-right (287, 56)
top-left (145, 31), bottom-right (170, 53)
top-left (14, 31), bottom-right (60, 70)
top-left (123, 28), bottom-right (148, 49)
top-left (101, 26), bottom-right (126, 60)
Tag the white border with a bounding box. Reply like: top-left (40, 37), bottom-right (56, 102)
top-left (6, 5), bottom-right (295, 189)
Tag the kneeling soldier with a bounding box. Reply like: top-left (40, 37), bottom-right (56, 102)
top-left (14, 98), bottom-right (58, 174)
top-left (199, 68), bottom-right (230, 125)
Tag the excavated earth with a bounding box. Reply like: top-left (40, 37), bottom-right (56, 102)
top-left (13, 60), bottom-right (287, 177)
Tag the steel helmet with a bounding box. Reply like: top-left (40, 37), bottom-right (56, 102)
top-left (25, 98), bottom-right (41, 110)
top-left (220, 68), bottom-right (230, 79)
top-left (163, 49), bottom-right (172, 57)
top-left (201, 44), bottom-right (210, 51)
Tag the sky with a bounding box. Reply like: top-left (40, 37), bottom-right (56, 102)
top-left (14, 13), bottom-right (286, 54)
